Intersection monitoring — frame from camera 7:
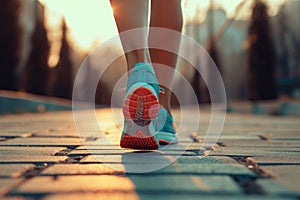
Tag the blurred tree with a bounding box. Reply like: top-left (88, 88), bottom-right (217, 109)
top-left (277, 3), bottom-right (300, 95)
top-left (191, 59), bottom-right (202, 104)
top-left (23, 2), bottom-right (50, 95)
top-left (206, 0), bottom-right (222, 103)
top-left (248, 0), bottom-right (278, 100)
top-left (50, 19), bottom-right (73, 99)
top-left (190, 0), bottom-right (225, 104)
top-left (0, 0), bottom-right (22, 90)
top-left (95, 81), bottom-right (111, 105)
top-left (190, 6), bottom-right (210, 104)
top-left (207, 0), bottom-right (222, 75)
top-left (277, 4), bottom-right (289, 80)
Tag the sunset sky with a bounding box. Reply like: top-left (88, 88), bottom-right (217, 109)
top-left (39, 0), bottom-right (287, 51)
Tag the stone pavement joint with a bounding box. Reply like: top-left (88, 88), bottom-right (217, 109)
top-left (230, 176), bottom-right (265, 195)
top-left (22, 165), bottom-right (49, 179)
top-left (233, 157), bottom-right (273, 178)
top-left (54, 146), bottom-right (78, 156)
top-left (258, 134), bottom-right (270, 141)
top-left (59, 156), bottom-right (87, 164)
top-left (216, 141), bottom-right (227, 147)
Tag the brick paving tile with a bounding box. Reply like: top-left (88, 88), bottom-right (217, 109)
top-left (40, 164), bottom-right (123, 175)
top-left (79, 154), bottom-right (202, 164)
top-left (116, 156), bottom-right (253, 176)
top-left (260, 166), bottom-right (300, 193)
top-left (257, 179), bottom-right (298, 197)
top-left (32, 131), bottom-right (79, 138)
top-left (129, 174), bottom-right (243, 194)
top-left (79, 155), bottom-right (120, 163)
top-left (75, 142), bottom-right (206, 151)
top-left (0, 146), bottom-right (66, 156)
top-left (209, 148), bottom-right (299, 158)
top-left (0, 164), bottom-right (35, 178)
top-left (67, 148), bottom-right (197, 157)
top-left (43, 193), bottom-right (139, 200)
top-left (0, 137), bottom-right (84, 146)
top-left (0, 155), bottom-right (68, 163)
top-left (11, 175), bottom-right (135, 194)
top-left (250, 156), bottom-right (300, 164)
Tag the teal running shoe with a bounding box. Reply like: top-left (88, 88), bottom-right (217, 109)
top-left (156, 107), bottom-right (178, 144)
top-left (121, 63), bottom-right (160, 149)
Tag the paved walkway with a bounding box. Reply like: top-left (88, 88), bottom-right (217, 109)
top-left (0, 108), bottom-right (299, 200)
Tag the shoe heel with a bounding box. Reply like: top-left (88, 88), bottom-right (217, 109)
top-left (120, 120), bottom-right (159, 149)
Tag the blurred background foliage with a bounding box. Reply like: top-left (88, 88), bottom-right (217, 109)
top-left (0, 0), bottom-right (299, 106)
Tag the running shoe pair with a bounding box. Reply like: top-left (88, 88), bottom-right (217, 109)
top-left (120, 63), bottom-right (178, 149)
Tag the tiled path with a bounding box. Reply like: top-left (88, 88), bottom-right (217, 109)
top-left (0, 108), bottom-right (299, 200)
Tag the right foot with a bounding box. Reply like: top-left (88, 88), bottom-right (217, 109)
top-left (155, 107), bottom-right (178, 145)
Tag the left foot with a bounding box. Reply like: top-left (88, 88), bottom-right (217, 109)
top-left (120, 63), bottom-right (160, 149)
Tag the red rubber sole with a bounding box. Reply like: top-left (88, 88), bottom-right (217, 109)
top-left (122, 87), bottom-right (159, 121)
top-left (120, 133), bottom-right (159, 149)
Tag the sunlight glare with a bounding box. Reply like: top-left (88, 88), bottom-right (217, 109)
top-left (39, 0), bottom-right (288, 52)
top-left (39, 0), bottom-right (117, 51)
